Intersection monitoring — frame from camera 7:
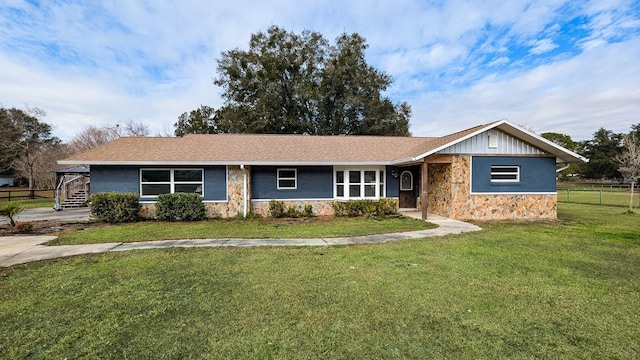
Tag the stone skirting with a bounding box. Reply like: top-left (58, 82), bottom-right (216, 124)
top-left (453, 194), bottom-right (557, 221)
top-left (251, 200), bottom-right (335, 217)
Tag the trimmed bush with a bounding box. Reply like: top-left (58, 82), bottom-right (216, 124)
top-left (377, 198), bottom-right (398, 215)
top-left (331, 198), bottom-right (398, 217)
top-left (155, 193), bottom-right (206, 221)
top-left (89, 192), bottom-right (141, 223)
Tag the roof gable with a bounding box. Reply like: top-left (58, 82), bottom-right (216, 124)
top-left (437, 129), bottom-right (547, 156)
top-left (405, 120), bottom-right (587, 164)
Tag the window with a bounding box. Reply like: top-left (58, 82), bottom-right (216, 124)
top-left (490, 166), bottom-right (520, 182)
top-left (336, 171), bottom-right (345, 197)
top-left (335, 167), bottom-right (385, 199)
top-left (400, 171), bottom-right (413, 191)
top-left (277, 168), bottom-right (297, 189)
top-left (140, 169), bottom-right (203, 197)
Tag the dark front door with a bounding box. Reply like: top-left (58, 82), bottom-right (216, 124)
top-left (399, 170), bottom-right (416, 208)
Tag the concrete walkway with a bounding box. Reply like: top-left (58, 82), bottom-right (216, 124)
top-left (0, 212), bottom-right (482, 268)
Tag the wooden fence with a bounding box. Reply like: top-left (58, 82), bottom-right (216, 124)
top-left (0, 188), bottom-right (55, 202)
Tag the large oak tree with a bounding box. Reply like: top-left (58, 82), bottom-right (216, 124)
top-left (199, 26), bottom-right (410, 136)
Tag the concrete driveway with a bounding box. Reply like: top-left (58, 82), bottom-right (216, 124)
top-left (0, 207), bottom-right (91, 226)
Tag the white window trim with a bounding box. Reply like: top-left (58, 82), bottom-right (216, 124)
top-left (334, 166), bottom-right (385, 200)
top-left (277, 168), bottom-right (297, 190)
top-left (140, 168), bottom-right (204, 198)
top-left (400, 171), bottom-right (413, 191)
top-left (490, 165), bottom-right (520, 183)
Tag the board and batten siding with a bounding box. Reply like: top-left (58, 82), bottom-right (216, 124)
top-left (471, 156), bottom-right (557, 193)
top-left (438, 129), bottom-right (546, 156)
top-left (89, 165), bottom-right (227, 201)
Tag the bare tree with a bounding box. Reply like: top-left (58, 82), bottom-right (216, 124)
top-left (120, 119), bottom-right (149, 137)
top-left (67, 120), bottom-right (149, 154)
top-left (616, 134), bottom-right (640, 213)
top-left (14, 142), bottom-right (71, 189)
top-left (66, 125), bottom-right (120, 153)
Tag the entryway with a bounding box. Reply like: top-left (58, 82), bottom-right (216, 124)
top-left (398, 168), bottom-right (418, 209)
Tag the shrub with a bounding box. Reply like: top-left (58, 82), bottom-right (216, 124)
top-left (268, 200), bottom-right (313, 218)
top-left (377, 197), bottom-right (398, 215)
top-left (268, 200), bottom-right (286, 218)
top-left (156, 193), bottom-right (206, 221)
top-left (285, 205), bottom-right (299, 218)
top-left (13, 221), bottom-right (33, 233)
top-left (89, 192), bottom-right (141, 223)
top-left (303, 204), bottom-right (314, 217)
top-left (0, 201), bottom-right (25, 228)
top-left (331, 198), bottom-right (398, 217)
top-left (331, 201), bottom-right (347, 217)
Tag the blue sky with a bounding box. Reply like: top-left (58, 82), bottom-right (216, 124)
top-left (1, 0), bottom-right (639, 141)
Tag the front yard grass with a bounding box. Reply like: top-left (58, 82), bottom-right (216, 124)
top-left (50, 216), bottom-right (435, 245)
top-left (1, 203), bottom-right (639, 359)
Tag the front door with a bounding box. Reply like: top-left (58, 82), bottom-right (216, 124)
top-left (398, 170), bottom-right (416, 208)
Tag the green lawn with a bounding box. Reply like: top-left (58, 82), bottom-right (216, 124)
top-left (51, 217), bottom-right (436, 245)
top-left (1, 203), bottom-right (639, 359)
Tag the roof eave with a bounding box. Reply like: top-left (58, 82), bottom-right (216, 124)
top-left (58, 160), bottom-right (395, 166)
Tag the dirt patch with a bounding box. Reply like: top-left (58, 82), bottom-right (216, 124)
top-left (0, 220), bottom-right (104, 236)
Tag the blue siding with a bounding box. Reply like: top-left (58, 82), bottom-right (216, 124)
top-left (90, 165), bottom-right (227, 201)
top-left (471, 156), bottom-right (556, 193)
top-left (251, 166), bottom-right (333, 199)
top-left (91, 166), bottom-right (139, 194)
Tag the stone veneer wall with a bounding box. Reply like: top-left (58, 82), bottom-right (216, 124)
top-left (427, 163), bottom-right (453, 217)
top-left (428, 155), bottom-right (557, 221)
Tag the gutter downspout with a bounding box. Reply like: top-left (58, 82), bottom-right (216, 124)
top-left (240, 164), bottom-right (247, 218)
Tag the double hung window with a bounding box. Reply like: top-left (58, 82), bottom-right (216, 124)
top-left (140, 169), bottom-right (203, 197)
top-left (277, 169), bottom-right (297, 189)
top-left (335, 167), bottom-right (385, 199)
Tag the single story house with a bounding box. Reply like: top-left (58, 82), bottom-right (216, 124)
top-left (58, 120), bottom-right (587, 221)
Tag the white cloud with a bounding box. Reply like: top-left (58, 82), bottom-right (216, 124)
top-left (528, 38), bottom-right (559, 55)
top-left (409, 38), bottom-right (640, 140)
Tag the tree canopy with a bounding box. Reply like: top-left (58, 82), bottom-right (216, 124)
top-left (579, 128), bottom-right (624, 179)
top-left (192, 26), bottom-right (410, 137)
top-left (0, 107), bottom-right (60, 190)
top-left (174, 105), bottom-right (218, 137)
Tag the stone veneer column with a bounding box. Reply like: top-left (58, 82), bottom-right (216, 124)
top-left (203, 165), bottom-right (246, 218)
